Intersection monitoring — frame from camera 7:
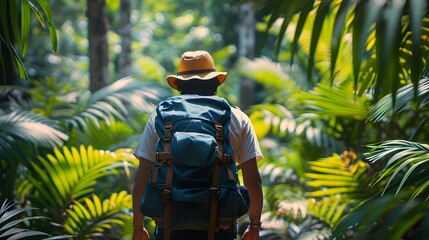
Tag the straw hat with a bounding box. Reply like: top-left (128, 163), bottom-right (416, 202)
top-left (166, 50), bottom-right (227, 90)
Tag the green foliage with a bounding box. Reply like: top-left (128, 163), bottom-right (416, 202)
top-left (0, 110), bottom-right (68, 163)
top-left (0, 200), bottom-right (48, 239)
top-left (332, 193), bottom-right (429, 240)
top-left (0, 0), bottom-right (57, 80)
top-left (307, 197), bottom-right (347, 227)
top-left (255, 0), bottom-right (429, 102)
top-left (327, 140), bottom-right (429, 239)
top-left (71, 77), bottom-right (169, 131)
top-left (305, 152), bottom-right (371, 199)
top-left (366, 140), bottom-right (429, 199)
top-left (368, 78), bottom-right (429, 141)
top-left (76, 119), bottom-right (134, 150)
top-left (369, 78), bottom-right (429, 123)
top-left (26, 145), bottom-right (136, 209)
top-left (0, 199), bottom-right (72, 239)
top-left (65, 191), bottom-right (132, 238)
top-left (21, 145), bottom-right (137, 237)
top-left (297, 85), bottom-right (369, 120)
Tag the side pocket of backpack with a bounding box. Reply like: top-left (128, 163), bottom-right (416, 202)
top-left (140, 182), bottom-right (164, 218)
top-left (217, 184), bottom-right (250, 220)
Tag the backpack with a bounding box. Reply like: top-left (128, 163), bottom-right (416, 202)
top-left (140, 95), bottom-right (250, 240)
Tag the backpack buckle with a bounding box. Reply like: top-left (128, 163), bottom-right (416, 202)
top-left (217, 153), bottom-right (233, 164)
top-left (210, 186), bottom-right (220, 196)
top-left (164, 122), bottom-right (173, 142)
top-left (215, 123), bottom-right (224, 141)
top-left (162, 187), bottom-right (172, 201)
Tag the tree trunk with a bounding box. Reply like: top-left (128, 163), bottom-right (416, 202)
top-left (87, 0), bottom-right (109, 92)
top-left (238, 3), bottom-right (255, 111)
top-left (118, 0), bottom-right (132, 78)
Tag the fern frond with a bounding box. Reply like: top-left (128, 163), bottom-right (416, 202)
top-left (64, 191), bottom-right (132, 238)
top-left (27, 145), bottom-right (137, 210)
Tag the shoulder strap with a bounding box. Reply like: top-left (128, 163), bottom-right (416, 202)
top-left (208, 122), bottom-right (236, 240)
top-left (154, 122), bottom-right (174, 240)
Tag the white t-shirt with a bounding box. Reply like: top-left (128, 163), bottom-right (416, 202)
top-left (133, 96), bottom-right (263, 165)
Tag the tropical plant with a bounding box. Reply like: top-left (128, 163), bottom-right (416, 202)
top-left (0, 0), bottom-right (57, 82)
top-left (0, 109), bottom-right (69, 201)
top-left (1, 75), bottom-right (169, 238)
top-left (234, 49), bottom-right (372, 237)
top-left (0, 199), bottom-right (71, 239)
top-left (250, 0), bottom-right (429, 103)
top-left (0, 75), bottom-right (169, 196)
top-left (64, 191), bottom-right (133, 239)
top-left (368, 77), bottom-right (429, 142)
top-left (232, 0), bottom-right (429, 238)
top-left (0, 110), bottom-right (68, 164)
top-left (243, 52), bottom-right (429, 239)
top-left (330, 140), bottom-right (429, 239)
top-left (26, 76), bottom-right (169, 133)
top-left (19, 145), bottom-right (138, 238)
top-left (257, 148), bottom-right (371, 239)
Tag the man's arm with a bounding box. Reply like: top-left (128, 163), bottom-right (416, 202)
top-left (132, 157), bottom-right (153, 240)
top-left (240, 157), bottom-right (263, 240)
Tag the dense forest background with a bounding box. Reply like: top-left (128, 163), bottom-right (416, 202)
top-left (1, 0), bottom-right (429, 239)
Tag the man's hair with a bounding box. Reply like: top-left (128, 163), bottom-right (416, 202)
top-left (176, 78), bottom-right (219, 96)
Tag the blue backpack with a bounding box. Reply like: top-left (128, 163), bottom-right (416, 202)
top-left (140, 95), bottom-right (250, 240)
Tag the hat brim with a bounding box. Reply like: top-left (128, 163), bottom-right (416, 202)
top-left (166, 72), bottom-right (227, 90)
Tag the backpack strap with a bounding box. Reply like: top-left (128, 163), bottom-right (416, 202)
top-left (152, 122), bottom-right (173, 184)
top-left (215, 123), bottom-right (235, 181)
top-left (155, 122), bottom-right (174, 240)
top-left (208, 122), bottom-right (236, 240)
top-left (162, 165), bottom-right (173, 240)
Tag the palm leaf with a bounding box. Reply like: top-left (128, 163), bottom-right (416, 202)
top-left (70, 77), bottom-right (169, 130)
top-left (64, 191), bottom-right (132, 238)
top-left (235, 57), bottom-right (299, 105)
top-left (307, 196), bottom-right (349, 227)
top-left (0, 110), bottom-right (68, 163)
top-left (409, 0), bottom-right (427, 92)
top-left (260, 162), bottom-right (302, 187)
top-left (365, 140), bottom-right (429, 199)
top-left (255, 0), bottom-right (315, 60)
top-left (332, 193), bottom-right (429, 240)
top-left (249, 104), bottom-right (295, 139)
top-left (352, 0), bottom-right (381, 93)
top-left (26, 145), bottom-right (137, 214)
top-left (0, 199), bottom-right (72, 239)
top-left (236, 57), bottom-right (295, 89)
top-left (330, 0), bottom-right (354, 81)
top-left (75, 118), bottom-right (134, 150)
top-left (255, 0), bottom-right (429, 102)
top-left (35, 0), bottom-right (57, 51)
top-left (307, 0), bottom-right (333, 83)
top-left (368, 77), bottom-right (429, 123)
top-left (298, 84), bottom-right (369, 120)
top-left (249, 104), bottom-right (343, 151)
top-left (305, 152), bottom-right (371, 199)
top-left (26, 77), bottom-right (168, 134)
top-left (290, 3), bottom-right (313, 68)
top-left (375, 0), bottom-right (405, 102)
top-left (0, 0), bottom-right (57, 80)
top-left (293, 220), bottom-right (331, 240)
top-left (264, 183), bottom-right (307, 223)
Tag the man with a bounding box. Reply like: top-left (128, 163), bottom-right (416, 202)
top-left (132, 50), bottom-right (263, 240)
